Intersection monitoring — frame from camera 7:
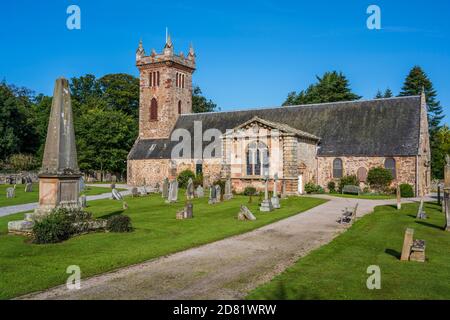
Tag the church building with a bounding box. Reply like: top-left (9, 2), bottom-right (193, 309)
top-left (127, 38), bottom-right (431, 196)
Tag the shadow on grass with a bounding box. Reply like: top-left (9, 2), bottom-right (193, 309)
top-left (98, 210), bottom-right (124, 219)
top-left (415, 220), bottom-right (444, 230)
top-left (385, 248), bottom-right (401, 260)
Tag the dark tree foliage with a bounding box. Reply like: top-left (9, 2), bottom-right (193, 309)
top-left (374, 88), bottom-right (393, 99)
top-left (192, 86), bottom-right (218, 113)
top-left (283, 71), bottom-right (361, 106)
top-left (399, 66), bottom-right (445, 178)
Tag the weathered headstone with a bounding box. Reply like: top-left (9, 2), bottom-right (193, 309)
top-left (6, 187), bottom-right (15, 198)
top-left (112, 188), bottom-right (123, 201)
top-left (162, 178), bottom-right (169, 199)
top-left (24, 183), bottom-right (33, 193)
top-left (165, 180), bottom-right (178, 203)
top-left (238, 205), bottom-right (256, 221)
top-left (186, 178), bottom-right (195, 200)
top-left (176, 202), bottom-right (193, 219)
top-left (396, 184), bottom-right (401, 210)
top-left (196, 185), bottom-right (204, 198)
top-left (271, 173), bottom-right (280, 209)
top-left (79, 176), bottom-right (85, 192)
top-left (416, 198), bottom-right (427, 219)
top-left (131, 187), bottom-right (139, 197)
top-left (208, 186), bottom-right (217, 204)
top-left (79, 195), bottom-right (87, 208)
top-left (281, 179), bottom-right (287, 199)
top-left (215, 185), bottom-right (221, 203)
top-left (409, 239), bottom-right (426, 262)
top-left (223, 178), bottom-right (233, 200)
top-left (110, 183), bottom-right (116, 190)
top-left (260, 176), bottom-right (273, 212)
top-left (400, 228), bottom-right (414, 261)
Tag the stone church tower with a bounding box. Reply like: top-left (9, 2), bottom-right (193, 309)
top-left (136, 36), bottom-right (196, 139)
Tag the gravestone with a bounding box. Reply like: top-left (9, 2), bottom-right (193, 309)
top-left (215, 185), bottom-right (221, 203)
top-left (416, 198), bottom-right (427, 219)
top-left (260, 176), bottom-right (273, 212)
top-left (131, 187), bottom-right (139, 197)
top-left (208, 186), bottom-right (217, 204)
top-left (271, 173), bottom-right (280, 209)
top-left (165, 180), bottom-right (178, 203)
top-left (224, 179), bottom-right (233, 200)
top-left (79, 195), bottom-right (87, 208)
top-left (281, 179), bottom-right (287, 199)
top-left (112, 188), bottom-right (123, 201)
top-left (409, 239), bottom-right (426, 262)
top-left (196, 185), bottom-right (204, 198)
top-left (79, 177), bottom-right (85, 192)
top-left (154, 182), bottom-right (160, 193)
top-left (176, 202), bottom-right (194, 219)
top-left (186, 178), bottom-right (195, 200)
top-left (162, 178), bottom-right (169, 199)
top-left (400, 228), bottom-right (414, 261)
top-left (110, 183), bottom-right (116, 190)
top-left (396, 184), bottom-right (401, 210)
top-left (24, 183), bottom-right (33, 193)
top-left (238, 205), bottom-right (256, 221)
top-left (6, 187), bottom-right (15, 198)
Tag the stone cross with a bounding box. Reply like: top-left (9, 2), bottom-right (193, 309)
top-left (162, 178), bottom-right (169, 199)
top-left (260, 176), bottom-right (274, 212)
top-left (186, 178), bottom-right (194, 200)
top-left (238, 205), bottom-right (256, 221)
top-left (271, 173), bottom-right (280, 209)
top-left (224, 178), bottom-right (233, 200)
top-left (416, 198), bottom-right (427, 219)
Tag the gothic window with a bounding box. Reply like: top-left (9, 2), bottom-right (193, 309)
top-left (178, 100), bottom-right (182, 114)
top-left (357, 167), bottom-right (368, 182)
top-left (182, 74), bottom-right (185, 88)
top-left (149, 71), bottom-right (160, 87)
top-left (196, 162), bottom-right (203, 175)
top-left (333, 158), bottom-right (343, 178)
top-left (384, 158), bottom-right (396, 179)
top-left (150, 98), bottom-right (158, 121)
top-left (246, 142), bottom-right (269, 176)
top-left (149, 72), bottom-right (152, 87)
top-left (157, 71), bottom-right (160, 86)
top-left (176, 73), bottom-right (178, 87)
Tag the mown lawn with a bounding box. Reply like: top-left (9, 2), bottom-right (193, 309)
top-left (0, 193), bottom-right (326, 299)
top-left (327, 193), bottom-right (396, 200)
top-left (247, 202), bottom-right (450, 300)
top-left (0, 184), bottom-right (123, 207)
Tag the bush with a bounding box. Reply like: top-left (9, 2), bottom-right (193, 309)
top-left (327, 181), bottom-right (336, 193)
top-left (177, 170), bottom-right (195, 188)
top-left (243, 186), bottom-right (257, 196)
top-left (305, 182), bottom-right (324, 194)
top-left (367, 167), bottom-right (393, 192)
top-left (33, 211), bottom-right (73, 244)
top-left (400, 183), bottom-right (414, 198)
top-left (338, 175), bottom-right (358, 193)
top-left (193, 173), bottom-right (204, 187)
top-left (106, 215), bottom-right (133, 233)
top-left (8, 154), bottom-right (39, 171)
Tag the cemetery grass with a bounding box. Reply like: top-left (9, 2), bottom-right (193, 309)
top-left (328, 193), bottom-right (396, 200)
top-left (0, 184), bottom-right (125, 208)
top-left (247, 202), bottom-right (450, 300)
top-left (0, 193), bottom-right (326, 299)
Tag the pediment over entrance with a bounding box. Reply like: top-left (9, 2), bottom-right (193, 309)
top-left (223, 116), bottom-right (320, 141)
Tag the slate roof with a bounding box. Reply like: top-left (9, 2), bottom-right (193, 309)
top-left (128, 96), bottom-right (422, 160)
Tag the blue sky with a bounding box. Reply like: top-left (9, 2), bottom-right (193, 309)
top-left (1, 0), bottom-right (449, 123)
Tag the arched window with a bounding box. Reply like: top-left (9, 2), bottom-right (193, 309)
top-left (357, 167), bottom-right (368, 182)
top-left (196, 161), bottom-right (203, 175)
top-left (384, 158), bottom-right (396, 179)
top-left (157, 71), bottom-right (160, 86)
top-left (150, 98), bottom-right (158, 121)
top-left (182, 74), bottom-right (185, 88)
top-left (175, 73), bottom-right (178, 87)
top-left (333, 158), bottom-right (343, 178)
top-left (149, 72), bottom-right (153, 87)
top-left (246, 142), bottom-right (269, 176)
top-left (178, 100), bottom-right (182, 114)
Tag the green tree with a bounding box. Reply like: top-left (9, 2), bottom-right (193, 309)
top-left (433, 125), bottom-right (450, 179)
top-left (383, 88), bottom-right (393, 98)
top-left (0, 82), bottom-right (39, 160)
top-left (283, 71), bottom-right (361, 106)
top-left (192, 86), bottom-right (218, 113)
top-left (75, 108), bottom-right (138, 175)
top-left (399, 66), bottom-right (445, 178)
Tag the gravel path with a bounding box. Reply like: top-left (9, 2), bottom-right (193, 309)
top-left (0, 184), bottom-right (131, 217)
top-left (20, 195), bottom-right (433, 300)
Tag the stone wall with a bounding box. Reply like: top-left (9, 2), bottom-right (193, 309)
top-left (317, 156), bottom-right (418, 193)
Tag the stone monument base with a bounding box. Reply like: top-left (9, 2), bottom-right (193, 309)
top-left (260, 199), bottom-right (274, 212)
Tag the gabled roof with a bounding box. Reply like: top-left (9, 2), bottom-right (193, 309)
top-left (128, 96), bottom-right (422, 160)
top-left (224, 116), bottom-right (320, 141)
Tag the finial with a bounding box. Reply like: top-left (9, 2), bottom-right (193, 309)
top-left (136, 39), bottom-right (145, 60)
top-left (188, 42), bottom-right (196, 61)
top-left (165, 34), bottom-right (173, 48)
